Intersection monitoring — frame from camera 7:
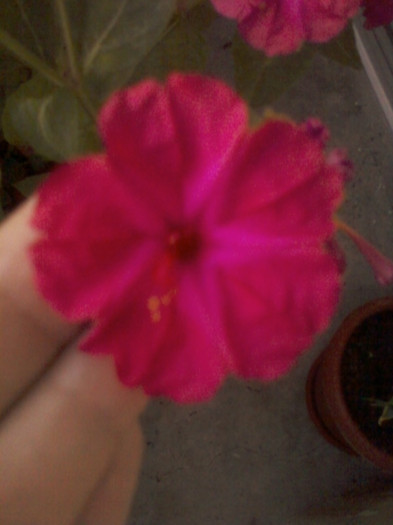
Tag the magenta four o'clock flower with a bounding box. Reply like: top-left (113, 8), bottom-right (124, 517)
top-left (31, 73), bottom-right (380, 403)
top-left (210, 0), bottom-right (361, 56)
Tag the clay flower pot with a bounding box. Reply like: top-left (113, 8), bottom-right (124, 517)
top-left (306, 297), bottom-right (393, 471)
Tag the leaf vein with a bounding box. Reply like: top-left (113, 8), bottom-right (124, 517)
top-left (83, 0), bottom-right (129, 73)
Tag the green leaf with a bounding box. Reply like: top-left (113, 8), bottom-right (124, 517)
top-left (13, 172), bottom-right (49, 197)
top-left (232, 34), bottom-right (270, 102)
top-left (0, 1), bottom-right (178, 104)
top-left (0, 3), bottom-right (47, 128)
top-left (177, 0), bottom-right (204, 10)
top-left (131, 2), bottom-right (215, 82)
top-left (0, 57), bottom-right (31, 93)
top-left (182, 1), bottom-right (216, 33)
top-left (2, 75), bottom-right (101, 162)
top-left (379, 402), bottom-right (393, 426)
top-left (0, 1), bottom-right (58, 65)
top-left (233, 35), bottom-right (315, 108)
top-left (0, 57), bottom-right (31, 138)
top-left (77, 0), bottom-right (177, 101)
top-left (315, 24), bottom-right (361, 69)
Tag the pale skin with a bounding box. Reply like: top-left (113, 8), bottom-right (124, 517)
top-left (0, 198), bottom-right (148, 525)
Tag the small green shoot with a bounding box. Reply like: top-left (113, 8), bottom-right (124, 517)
top-left (365, 395), bottom-right (393, 427)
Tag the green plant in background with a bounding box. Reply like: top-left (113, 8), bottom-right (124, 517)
top-left (0, 0), bottom-right (361, 214)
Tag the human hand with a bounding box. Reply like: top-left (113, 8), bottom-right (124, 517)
top-left (0, 198), bottom-right (148, 525)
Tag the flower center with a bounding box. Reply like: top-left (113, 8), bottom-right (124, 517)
top-left (167, 228), bottom-right (201, 262)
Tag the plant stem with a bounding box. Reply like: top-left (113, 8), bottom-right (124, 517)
top-left (74, 87), bottom-right (97, 121)
top-left (0, 28), bottom-right (64, 86)
top-left (54, 0), bottom-right (97, 121)
top-left (15, 0), bottom-right (45, 58)
top-left (54, 0), bottom-right (79, 82)
top-left (83, 0), bottom-right (128, 73)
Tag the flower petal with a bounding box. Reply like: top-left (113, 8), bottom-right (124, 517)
top-left (99, 74), bottom-right (248, 222)
top-left (301, 0), bottom-right (361, 42)
top-left (166, 74), bottom-right (248, 219)
top-left (99, 78), bottom-right (183, 224)
top-left (32, 157), bottom-right (164, 239)
top-left (327, 148), bottom-right (354, 181)
top-left (213, 164), bottom-right (343, 249)
top-left (31, 157), bottom-right (161, 319)
top-left (31, 239), bottom-right (159, 320)
top-left (210, 0), bottom-right (252, 19)
top-left (143, 270), bottom-right (231, 401)
top-left (239, 1), bottom-right (306, 56)
top-left (216, 119), bottom-right (340, 229)
top-left (217, 248), bottom-right (341, 379)
top-left (82, 266), bottom-right (230, 402)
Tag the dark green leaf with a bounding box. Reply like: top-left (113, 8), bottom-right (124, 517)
top-left (233, 35), bottom-right (315, 108)
top-left (2, 75), bottom-right (101, 161)
top-left (13, 172), bottom-right (49, 197)
top-left (232, 34), bottom-right (270, 101)
top-left (0, 1), bottom-right (58, 65)
top-left (131, 3), bottom-right (215, 82)
top-left (183, 1), bottom-right (216, 33)
top-left (0, 1), bottom-right (178, 104)
top-left (76, 0), bottom-right (177, 101)
top-left (177, 0), bottom-right (204, 10)
top-left (315, 24), bottom-right (361, 69)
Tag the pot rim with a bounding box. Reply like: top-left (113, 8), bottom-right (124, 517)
top-left (318, 296), bottom-right (393, 471)
top-left (306, 352), bottom-right (357, 455)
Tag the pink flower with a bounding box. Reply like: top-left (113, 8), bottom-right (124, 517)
top-left (210, 0), bottom-right (361, 56)
top-left (362, 0), bottom-right (393, 29)
top-left (31, 74), bottom-right (345, 403)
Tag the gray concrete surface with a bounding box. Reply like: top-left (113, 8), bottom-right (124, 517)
top-left (128, 50), bottom-right (393, 524)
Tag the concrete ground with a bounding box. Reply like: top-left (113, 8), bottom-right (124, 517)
top-left (128, 33), bottom-right (393, 525)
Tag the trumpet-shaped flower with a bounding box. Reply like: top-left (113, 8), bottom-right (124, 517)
top-left (31, 74), bottom-right (345, 402)
top-left (210, 0), bottom-right (361, 56)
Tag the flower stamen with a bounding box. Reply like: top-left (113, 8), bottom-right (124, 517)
top-left (147, 289), bottom-right (178, 324)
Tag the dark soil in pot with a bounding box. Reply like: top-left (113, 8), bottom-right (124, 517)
top-left (341, 309), bottom-right (393, 455)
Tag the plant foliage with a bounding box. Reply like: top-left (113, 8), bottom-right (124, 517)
top-left (0, 0), bottom-right (362, 172)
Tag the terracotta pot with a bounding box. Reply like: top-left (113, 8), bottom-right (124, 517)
top-left (306, 297), bottom-right (393, 472)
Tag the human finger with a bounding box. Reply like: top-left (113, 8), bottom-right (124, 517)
top-left (75, 423), bottom-right (144, 525)
top-left (0, 342), bottom-right (147, 525)
top-left (0, 198), bottom-right (81, 416)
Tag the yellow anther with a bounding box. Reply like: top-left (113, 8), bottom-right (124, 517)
top-left (147, 289), bottom-right (177, 323)
top-left (161, 288), bottom-right (177, 306)
top-left (147, 296), bottom-right (160, 310)
top-left (147, 295), bottom-right (161, 323)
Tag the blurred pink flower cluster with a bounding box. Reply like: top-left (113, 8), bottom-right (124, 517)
top-left (210, 0), bottom-right (361, 55)
top-left (210, 0), bottom-right (393, 56)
